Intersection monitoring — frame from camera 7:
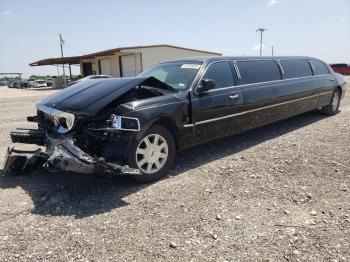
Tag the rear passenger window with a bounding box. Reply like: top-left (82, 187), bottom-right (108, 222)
top-left (237, 60), bottom-right (281, 85)
top-left (202, 62), bottom-right (234, 88)
top-left (311, 60), bottom-right (329, 75)
top-left (280, 59), bottom-right (313, 79)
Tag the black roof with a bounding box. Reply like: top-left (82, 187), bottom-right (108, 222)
top-left (161, 56), bottom-right (315, 64)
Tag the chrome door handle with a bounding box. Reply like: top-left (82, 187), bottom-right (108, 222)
top-left (228, 94), bottom-right (239, 100)
top-left (330, 79), bottom-right (335, 81)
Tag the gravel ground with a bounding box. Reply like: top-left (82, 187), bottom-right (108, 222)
top-left (0, 81), bottom-right (349, 261)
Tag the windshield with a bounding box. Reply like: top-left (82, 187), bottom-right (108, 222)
top-left (138, 62), bottom-right (201, 90)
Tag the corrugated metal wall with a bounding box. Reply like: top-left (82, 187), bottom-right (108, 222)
top-left (80, 46), bottom-right (220, 77)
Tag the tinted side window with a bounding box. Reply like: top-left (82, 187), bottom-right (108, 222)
top-left (202, 62), bottom-right (234, 88)
top-left (280, 59), bottom-right (312, 79)
top-left (237, 60), bottom-right (281, 85)
top-left (311, 60), bottom-right (329, 75)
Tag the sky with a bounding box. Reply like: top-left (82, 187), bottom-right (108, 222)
top-left (0, 0), bottom-right (349, 78)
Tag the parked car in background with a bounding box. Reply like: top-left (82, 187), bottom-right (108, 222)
top-left (46, 78), bottom-right (52, 87)
top-left (7, 56), bottom-right (347, 182)
top-left (28, 78), bottom-right (36, 87)
top-left (21, 80), bottom-right (29, 89)
top-left (34, 80), bottom-right (47, 88)
top-left (8, 80), bottom-right (29, 89)
top-left (66, 75), bottom-right (112, 87)
top-left (0, 80), bottom-right (9, 86)
top-left (330, 63), bottom-right (350, 75)
top-left (8, 81), bottom-right (15, 88)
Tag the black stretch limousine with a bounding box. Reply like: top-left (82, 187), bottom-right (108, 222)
top-left (6, 56), bottom-right (347, 182)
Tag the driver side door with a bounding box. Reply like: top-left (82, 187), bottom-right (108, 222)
top-left (191, 61), bottom-right (244, 144)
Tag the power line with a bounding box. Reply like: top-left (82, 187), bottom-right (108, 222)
top-left (256, 28), bottom-right (267, 56)
top-left (59, 33), bottom-right (66, 85)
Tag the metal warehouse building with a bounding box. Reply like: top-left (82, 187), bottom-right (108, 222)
top-left (30, 44), bottom-right (221, 78)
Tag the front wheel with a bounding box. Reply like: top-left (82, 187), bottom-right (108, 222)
top-left (127, 125), bottom-right (176, 183)
top-left (321, 89), bottom-right (341, 116)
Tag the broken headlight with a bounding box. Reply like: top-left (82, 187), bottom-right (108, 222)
top-left (57, 112), bottom-right (75, 130)
top-left (112, 115), bottom-right (140, 131)
top-left (37, 104), bottom-right (75, 133)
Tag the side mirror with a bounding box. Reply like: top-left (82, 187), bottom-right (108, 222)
top-left (196, 79), bottom-right (216, 94)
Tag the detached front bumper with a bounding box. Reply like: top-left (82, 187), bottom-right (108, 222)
top-left (4, 129), bottom-right (141, 176)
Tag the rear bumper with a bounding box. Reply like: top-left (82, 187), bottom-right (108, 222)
top-left (4, 129), bottom-right (141, 176)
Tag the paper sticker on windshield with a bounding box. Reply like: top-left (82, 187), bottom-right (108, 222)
top-left (181, 64), bottom-right (201, 69)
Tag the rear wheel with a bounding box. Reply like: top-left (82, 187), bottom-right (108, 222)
top-left (127, 125), bottom-right (175, 183)
top-left (321, 89), bottom-right (340, 116)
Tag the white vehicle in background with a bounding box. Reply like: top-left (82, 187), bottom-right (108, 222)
top-left (34, 80), bottom-right (47, 88)
top-left (28, 78), bottom-right (36, 87)
top-left (67, 75), bottom-right (112, 87)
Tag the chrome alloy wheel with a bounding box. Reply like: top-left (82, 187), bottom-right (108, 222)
top-left (331, 91), bottom-right (340, 112)
top-left (135, 134), bottom-right (169, 174)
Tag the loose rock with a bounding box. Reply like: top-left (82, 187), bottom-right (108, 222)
top-left (310, 210), bottom-right (317, 216)
top-left (293, 249), bottom-right (301, 256)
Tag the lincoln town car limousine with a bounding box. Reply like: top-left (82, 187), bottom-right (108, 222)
top-left (4, 56), bottom-right (346, 182)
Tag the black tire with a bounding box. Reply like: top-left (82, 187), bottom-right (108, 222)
top-left (321, 89), bottom-right (341, 116)
top-left (127, 124), bottom-right (176, 183)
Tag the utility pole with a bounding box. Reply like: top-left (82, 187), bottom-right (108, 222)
top-left (271, 46), bottom-right (274, 56)
top-left (256, 28), bottom-right (267, 56)
top-left (59, 33), bottom-right (66, 86)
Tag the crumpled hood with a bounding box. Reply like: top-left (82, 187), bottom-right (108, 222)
top-left (38, 77), bottom-right (174, 116)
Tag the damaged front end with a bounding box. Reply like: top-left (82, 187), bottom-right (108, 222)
top-left (4, 128), bottom-right (141, 176)
top-left (3, 77), bottom-right (173, 176)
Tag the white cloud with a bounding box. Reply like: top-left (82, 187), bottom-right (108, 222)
top-left (267, 0), bottom-right (280, 6)
top-left (2, 10), bottom-right (12, 16)
top-left (339, 17), bottom-right (347, 23)
top-left (253, 44), bottom-right (265, 51)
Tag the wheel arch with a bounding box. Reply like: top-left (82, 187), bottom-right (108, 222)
top-left (136, 116), bottom-right (179, 149)
top-left (151, 117), bottom-right (179, 149)
top-left (336, 86), bottom-right (342, 97)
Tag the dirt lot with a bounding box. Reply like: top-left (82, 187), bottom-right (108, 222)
top-left (0, 82), bottom-right (349, 261)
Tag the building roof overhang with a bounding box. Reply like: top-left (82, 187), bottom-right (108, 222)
top-left (29, 44), bottom-right (222, 66)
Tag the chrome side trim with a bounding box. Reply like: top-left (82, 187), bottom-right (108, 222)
top-left (309, 60), bottom-right (315, 74)
top-left (206, 85), bottom-right (236, 93)
top-left (189, 74), bottom-right (332, 102)
top-left (131, 100), bottom-right (187, 112)
top-left (233, 62), bottom-right (242, 80)
top-left (190, 91), bottom-right (333, 126)
top-left (276, 60), bottom-right (285, 76)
